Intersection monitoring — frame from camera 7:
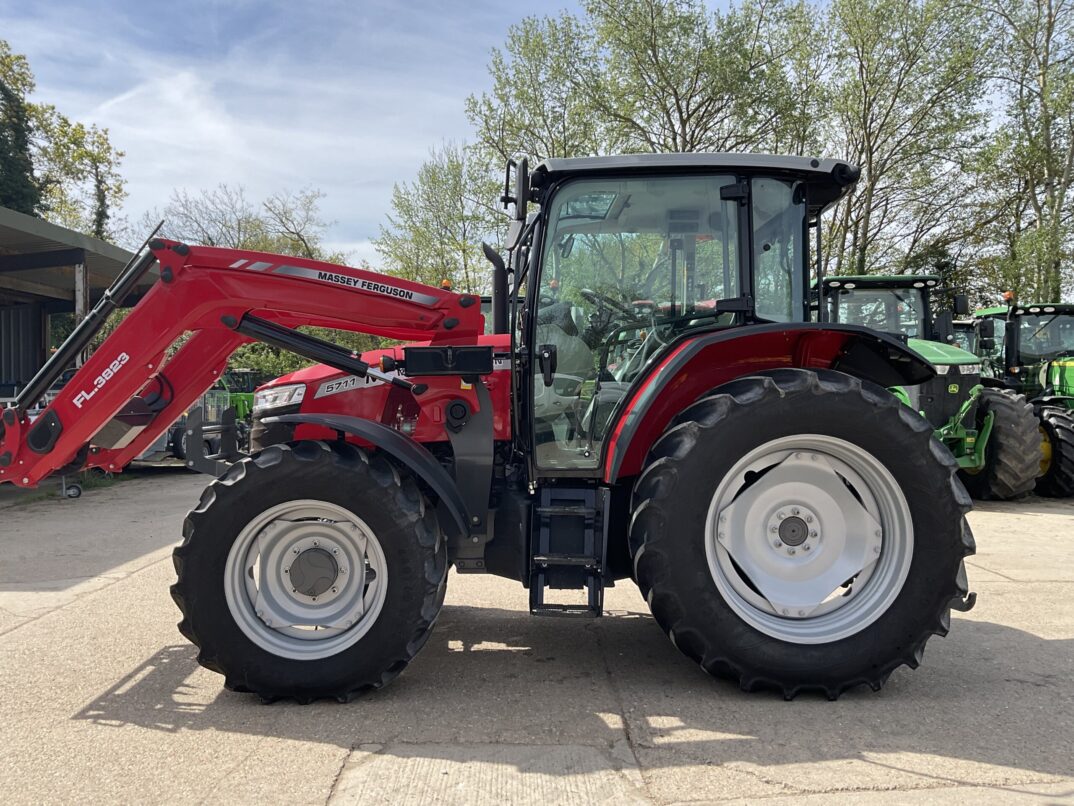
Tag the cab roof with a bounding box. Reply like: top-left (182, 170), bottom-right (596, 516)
top-left (823, 275), bottom-right (941, 289)
top-left (532, 153), bottom-right (859, 219)
top-left (978, 303), bottom-right (1074, 317)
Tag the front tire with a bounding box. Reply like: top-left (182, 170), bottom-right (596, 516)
top-left (171, 441), bottom-right (447, 702)
top-left (958, 389), bottom-right (1040, 500)
top-left (1036, 407), bottom-right (1074, 498)
top-left (629, 369), bottom-right (974, 699)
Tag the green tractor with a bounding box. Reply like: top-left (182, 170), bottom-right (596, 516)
top-left (821, 275), bottom-right (1040, 500)
top-left (972, 302), bottom-right (1074, 497)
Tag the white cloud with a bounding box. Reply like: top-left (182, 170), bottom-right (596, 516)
top-left (2, 0), bottom-right (555, 251)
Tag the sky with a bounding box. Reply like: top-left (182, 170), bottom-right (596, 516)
top-left (0, 0), bottom-right (579, 266)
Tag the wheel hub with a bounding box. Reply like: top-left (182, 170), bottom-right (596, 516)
top-left (289, 547), bottom-right (338, 598)
top-left (777, 514), bottom-right (809, 546)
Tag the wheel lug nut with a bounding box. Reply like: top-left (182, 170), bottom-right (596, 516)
top-left (777, 511), bottom-right (785, 519)
top-left (340, 567), bottom-right (347, 574)
top-left (809, 530), bottom-right (818, 538)
top-left (284, 567), bottom-right (289, 573)
top-left (331, 587), bottom-right (338, 593)
top-left (874, 546), bottom-right (881, 554)
top-left (875, 529), bottom-right (882, 538)
top-left (293, 548), bottom-right (299, 554)
top-left (774, 540), bottom-right (782, 548)
top-left (805, 515), bottom-right (813, 523)
top-left (788, 548), bottom-right (796, 555)
top-left (770, 526), bottom-right (778, 533)
top-left (803, 544), bottom-right (811, 551)
top-left (792, 507), bottom-right (800, 516)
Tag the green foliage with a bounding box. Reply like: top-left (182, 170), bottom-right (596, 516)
top-left (0, 39), bottom-right (126, 239)
top-left (0, 42), bottom-right (42, 214)
top-left (374, 142), bottom-right (504, 293)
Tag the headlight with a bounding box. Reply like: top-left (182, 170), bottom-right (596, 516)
top-left (253, 383), bottom-right (306, 413)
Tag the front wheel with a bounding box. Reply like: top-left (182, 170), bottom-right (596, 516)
top-left (629, 369), bottom-right (975, 699)
top-left (958, 388), bottom-right (1040, 500)
top-left (1036, 407), bottom-right (1074, 497)
top-left (171, 441), bottom-right (447, 702)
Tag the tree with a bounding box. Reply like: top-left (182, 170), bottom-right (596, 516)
top-left (149, 185), bottom-right (376, 375)
top-left (374, 142), bottom-right (503, 294)
top-left (975, 0), bottom-right (1074, 301)
top-left (466, 14), bottom-right (604, 162)
top-left (0, 40), bottom-right (127, 238)
top-left (0, 41), bottom-right (42, 214)
top-left (33, 111), bottom-right (127, 240)
top-left (822, 0), bottom-right (990, 276)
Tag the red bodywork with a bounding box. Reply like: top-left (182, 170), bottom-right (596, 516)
top-left (0, 241), bottom-right (484, 487)
top-left (268, 334), bottom-right (512, 446)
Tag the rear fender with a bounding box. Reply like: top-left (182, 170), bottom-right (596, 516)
top-left (604, 322), bottom-right (933, 482)
top-left (265, 413), bottom-right (470, 539)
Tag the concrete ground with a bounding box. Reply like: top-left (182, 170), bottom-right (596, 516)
top-left (0, 469), bottom-right (1071, 805)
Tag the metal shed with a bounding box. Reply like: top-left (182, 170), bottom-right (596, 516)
top-left (0, 206), bottom-right (145, 404)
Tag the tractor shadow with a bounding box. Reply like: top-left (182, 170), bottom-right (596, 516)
top-left (72, 603), bottom-right (1074, 784)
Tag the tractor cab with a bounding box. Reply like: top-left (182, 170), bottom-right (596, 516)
top-left (515, 155), bottom-right (854, 471)
top-left (977, 303), bottom-right (1074, 402)
top-left (820, 274), bottom-right (970, 344)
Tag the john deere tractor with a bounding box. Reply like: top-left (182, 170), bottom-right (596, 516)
top-left (973, 303), bottom-right (1074, 497)
top-left (821, 275), bottom-right (1040, 500)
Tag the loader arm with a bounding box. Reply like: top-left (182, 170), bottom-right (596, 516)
top-left (0, 238), bottom-right (482, 487)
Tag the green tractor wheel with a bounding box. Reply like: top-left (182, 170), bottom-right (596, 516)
top-left (958, 389), bottom-right (1040, 500)
top-left (1036, 407), bottom-right (1074, 498)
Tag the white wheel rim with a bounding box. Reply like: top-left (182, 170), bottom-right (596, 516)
top-left (705, 435), bottom-right (913, 644)
top-left (224, 499), bottom-right (388, 660)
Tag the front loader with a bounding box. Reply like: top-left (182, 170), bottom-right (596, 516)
top-left (820, 275), bottom-right (1041, 500)
top-left (0, 154), bottom-right (975, 702)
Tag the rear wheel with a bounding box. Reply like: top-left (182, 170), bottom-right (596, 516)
top-left (171, 441), bottom-right (447, 702)
top-left (1036, 407), bottom-right (1074, 498)
top-left (958, 389), bottom-right (1040, 500)
top-left (629, 369), bottom-right (974, 699)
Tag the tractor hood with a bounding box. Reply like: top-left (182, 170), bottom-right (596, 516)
top-left (907, 338), bottom-right (979, 367)
top-left (1047, 357), bottom-right (1074, 397)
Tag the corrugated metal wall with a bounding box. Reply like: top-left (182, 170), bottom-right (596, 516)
top-left (0, 304), bottom-right (45, 389)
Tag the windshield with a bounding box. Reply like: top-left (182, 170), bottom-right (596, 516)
top-left (828, 287), bottom-right (926, 337)
top-left (530, 174), bottom-right (807, 469)
top-left (1017, 313), bottom-right (1074, 363)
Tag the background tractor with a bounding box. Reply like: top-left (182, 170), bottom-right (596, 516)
top-left (0, 154), bottom-right (974, 702)
top-left (971, 303), bottom-right (1074, 497)
top-left (820, 275), bottom-right (1040, 500)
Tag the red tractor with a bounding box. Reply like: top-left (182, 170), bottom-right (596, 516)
top-left (0, 154), bottom-right (974, 701)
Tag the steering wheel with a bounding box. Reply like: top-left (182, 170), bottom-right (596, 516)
top-left (579, 288), bottom-right (635, 318)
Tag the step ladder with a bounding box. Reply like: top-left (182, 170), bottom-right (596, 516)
top-left (529, 487), bottom-right (609, 617)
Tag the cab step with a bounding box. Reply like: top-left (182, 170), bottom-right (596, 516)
top-left (528, 487), bottom-right (608, 618)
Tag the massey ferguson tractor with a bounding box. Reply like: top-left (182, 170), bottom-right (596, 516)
top-left (0, 154), bottom-right (975, 702)
top-left (819, 275), bottom-right (1040, 500)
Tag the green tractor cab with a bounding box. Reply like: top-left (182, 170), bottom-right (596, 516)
top-left (973, 303), bottom-right (1074, 497)
top-left (821, 275), bottom-right (1041, 500)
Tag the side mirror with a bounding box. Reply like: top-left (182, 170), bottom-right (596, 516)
top-left (514, 157), bottom-right (529, 222)
top-left (953, 294), bottom-right (970, 316)
top-left (979, 337), bottom-right (996, 351)
top-left (978, 318), bottom-right (996, 339)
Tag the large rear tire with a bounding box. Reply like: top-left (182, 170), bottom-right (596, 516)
top-left (1036, 407), bottom-right (1074, 498)
top-left (958, 389), bottom-right (1040, 500)
top-left (629, 369), bottom-right (974, 699)
top-left (171, 441), bottom-right (447, 702)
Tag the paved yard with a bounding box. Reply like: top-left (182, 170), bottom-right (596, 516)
top-left (0, 469), bottom-right (1071, 805)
